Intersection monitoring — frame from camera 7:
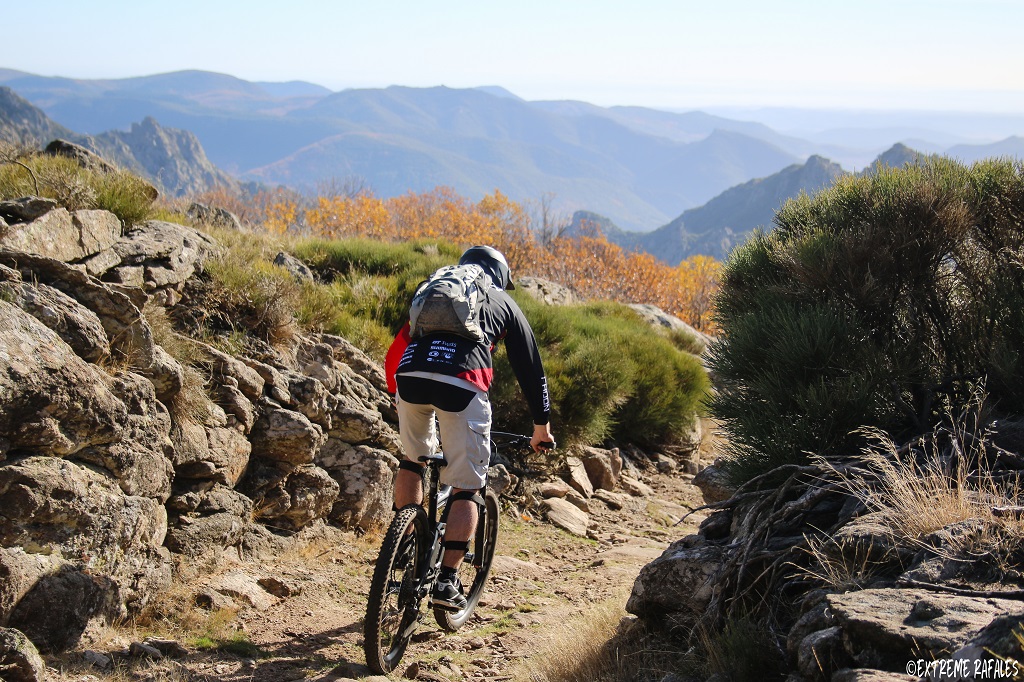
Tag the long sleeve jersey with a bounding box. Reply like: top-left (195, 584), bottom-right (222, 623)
top-left (385, 285), bottom-right (551, 425)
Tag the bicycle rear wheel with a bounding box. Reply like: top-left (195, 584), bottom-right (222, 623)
top-left (434, 488), bottom-right (500, 631)
top-left (364, 504), bottom-right (428, 674)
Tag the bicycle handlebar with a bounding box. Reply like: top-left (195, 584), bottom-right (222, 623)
top-left (489, 431), bottom-right (556, 452)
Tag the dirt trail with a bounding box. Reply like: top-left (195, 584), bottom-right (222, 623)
top-left (49, 471), bottom-right (706, 682)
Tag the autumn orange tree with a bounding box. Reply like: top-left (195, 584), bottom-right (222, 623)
top-left (249, 185), bottom-right (720, 331)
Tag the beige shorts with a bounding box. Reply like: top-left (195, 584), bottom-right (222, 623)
top-left (396, 383), bottom-right (492, 490)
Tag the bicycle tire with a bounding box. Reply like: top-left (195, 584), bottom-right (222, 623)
top-left (364, 504), bottom-right (428, 674)
top-left (434, 488), bottom-right (500, 631)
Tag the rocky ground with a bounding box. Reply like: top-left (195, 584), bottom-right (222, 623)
top-left (43, 467), bottom-right (706, 682)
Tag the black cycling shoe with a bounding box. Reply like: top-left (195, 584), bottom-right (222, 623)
top-left (430, 575), bottom-right (467, 612)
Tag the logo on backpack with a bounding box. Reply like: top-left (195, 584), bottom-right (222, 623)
top-left (409, 264), bottom-right (491, 342)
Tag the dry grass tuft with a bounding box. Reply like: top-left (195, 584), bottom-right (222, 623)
top-left (512, 589), bottom-right (694, 682)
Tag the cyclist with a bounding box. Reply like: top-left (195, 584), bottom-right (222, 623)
top-left (384, 245), bottom-right (554, 611)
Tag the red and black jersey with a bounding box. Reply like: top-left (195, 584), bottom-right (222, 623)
top-left (385, 284), bottom-right (551, 425)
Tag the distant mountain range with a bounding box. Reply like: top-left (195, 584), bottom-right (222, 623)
top-left (2, 68), bottom-right (1022, 260)
top-left (571, 154), bottom-right (847, 263)
top-left (0, 86), bottom-right (235, 197)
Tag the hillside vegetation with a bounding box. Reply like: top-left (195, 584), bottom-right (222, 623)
top-left (190, 231), bottom-right (709, 450)
top-left (709, 156), bottom-right (1024, 481)
top-left (0, 147), bottom-right (712, 451)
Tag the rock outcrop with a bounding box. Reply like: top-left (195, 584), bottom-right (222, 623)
top-left (629, 431), bottom-right (1024, 681)
top-left (0, 199), bottom-right (403, 653)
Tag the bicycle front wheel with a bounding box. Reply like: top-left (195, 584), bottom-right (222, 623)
top-left (434, 488), bottom-right (500, 631)
top-left (364, 504), bottom-right (428, 674)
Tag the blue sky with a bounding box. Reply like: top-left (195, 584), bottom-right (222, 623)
top-left (5, 0), bottom-right (1023, 111)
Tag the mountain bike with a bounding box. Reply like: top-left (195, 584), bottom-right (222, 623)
top-left (363, 432), bottom-right (552, 674)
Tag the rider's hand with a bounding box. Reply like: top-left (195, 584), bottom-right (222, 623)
top-left (531, 422), bottom-right (554, 452)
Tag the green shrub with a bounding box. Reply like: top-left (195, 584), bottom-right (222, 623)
top-left (491, 296), bottom-right (708, 447)
top-left (203, 253), bottom-right (302, 347)
top-left (0, 153), bottom-right (155, 225)
top-left (710, 157), bottom-right (1024, 483)
top-left (193, 233), bottom-right (708, 449)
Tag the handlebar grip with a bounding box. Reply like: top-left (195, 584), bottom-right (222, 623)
top-left (537, 440), bottom-right (556, 450)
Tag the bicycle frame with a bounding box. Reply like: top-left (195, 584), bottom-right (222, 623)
top-left (416, 454), bottom-right (451, 602)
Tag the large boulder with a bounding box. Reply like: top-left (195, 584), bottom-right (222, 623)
top-left (0, 273), bottom-right (110, 364)
top-left (0, 206), bottom-right (120, 263)
top-left (0, 457), bottom-right (171, 648)
top-left (0, 251), bottom-right (180, 397)
top-left (73, 371), bottom-right (174, 500)
top-left (165, 485), bottom-right (253, 561)
top-left (0, 627), bottom-right (46, 681)
top-left (44, 139), bottom-right (119, 174)
top-left (319, 441), bottom-right (397, 529)
top-left (112, 220), bottom-right (217, 291)
top-left (0, 300), bottom-right (125, 457)
top-left (826, 588), bottom-right (1024, 670)
top-left (540, 498), bottom-right (590, 537)
top-left (627, 536), bottom-right (730, 621)
top-left (249, 406), bottom-right (326, 467)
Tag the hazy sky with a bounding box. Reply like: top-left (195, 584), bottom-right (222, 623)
top-left (5, 0), bottom-right (1023, 111)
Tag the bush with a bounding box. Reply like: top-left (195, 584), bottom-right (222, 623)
top-left (491, 296), bottom-right (708, 447)
top-left (710, 157), bottom-right (1024, 483)
top-left (0, 152), bottom-right (156, 226)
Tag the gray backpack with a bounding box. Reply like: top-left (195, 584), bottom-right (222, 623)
top-left (409, 264), bottom-right (490, 342)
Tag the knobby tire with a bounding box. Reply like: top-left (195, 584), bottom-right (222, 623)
top-left (434, 488), bottom-right (500, 631)
top-left (364, 505), bottom-right (428, 674)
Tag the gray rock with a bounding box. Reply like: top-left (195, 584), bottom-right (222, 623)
top-left (0, 207), bottom-right (121, 263)
top-left (0, 627), bottom-right (46, 681)
top-left (0, 549), bottom-right (62, 626)
top-left (212, 571), bottom-right (277, 611)
top-left (112, 220), bottom-right (217, 291)
top-left (172, 417), bottom-right (252, 486)
top-left (250, 406), bottom-right (326, 466)
top-left (80, 247), bottom-right (123, 277)
top-left (320, 441), bottom-right (398, 529)
top-left (187, 202), bottom-right (244, 231)
top-left (626, 536), bottom-right (729, 621)
top-left (693, 463), bottom-right (735, 504)
top-left (593, 489), bottom-right (630, 510)
top-left (539, 478), bottom-right (571, 498)
top-left (165, 511), bottom-right (252, 560)
top-left (0, 196), bottom-right (59, 223)
top-left (487, 463), bottom-right (515, 498)
top-left (798, 627), bottom-right (852, 682)
top-left (215, 383), bottom-right (256, 433)
top-left (317, 333), bottom-right (390, 396)
top-left (619, 474), bottom-right (655, 498)
top-left (627, 303), bottom-right (711, 353)
top-left (0, 279), bottom-right (110, 363)
top-left (285, 371), bottom-right (333, 430)
top-left (0, 456), bottom-right (171, 610)
top-left (540, 498), bottom-right (589, 537)
top-left (266, 464), bottom-right (340, 530)
top-left (274, 251), bottom-right (315, 282)
top-left (0, 301), bottom-right (125, 457)
top-left (826, 588), bottom-right (1024, 670)
top-left (7, 565), bottom-right (120, 652)
top-left (945, 614), bottom-right (1024, 682)
top-left (517, 276), bottom-right (580, 306)
top-left (565, 456), bottom-right (594, 498)
top-left (581, 446), bottom-right (618, 491)
top-left (202, 343), bottom-right (265, 401)
top-left (0, 251), bottom-right (168, 389)
top-left (564, 489), bottom-right (590, 512)
top-left (44, 139), bottom-right (118, 174)
top-left (72, 209), bottom-right (123, 258)
top-left (73, 371), bottom-right (175, 500)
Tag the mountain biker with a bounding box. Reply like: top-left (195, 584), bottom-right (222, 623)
top-left (384, 245), bottom-right (554, 611)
